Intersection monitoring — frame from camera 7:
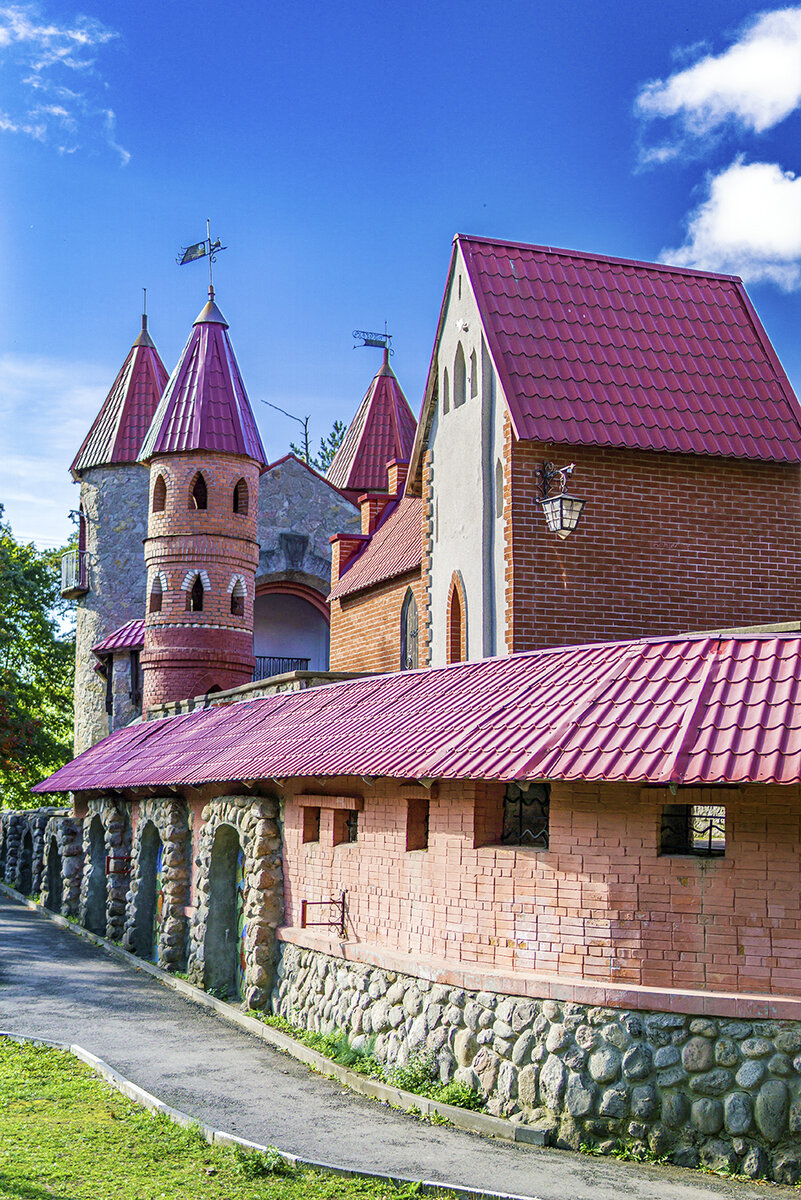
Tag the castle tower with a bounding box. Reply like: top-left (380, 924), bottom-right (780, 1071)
top-left (139, 289), bottom-right (267, 712)
top-left (66, 314), bottom-right (168, 752)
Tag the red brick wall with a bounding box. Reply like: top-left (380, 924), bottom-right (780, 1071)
top-left (281, 776), bottom-right (801, 996)
top-left (329, 571), bottom-right (424, 673)
top-left (506, 436), bottom-right (801, 652)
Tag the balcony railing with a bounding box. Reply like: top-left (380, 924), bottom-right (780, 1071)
top-left (61, 549), bottom-right (88, 598)
top-left (253, 655), bottom-right (310, 681)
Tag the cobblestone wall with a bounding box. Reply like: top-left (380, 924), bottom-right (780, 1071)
top-left (122, 797), bottom-right (190, 968)
top-left (79, 797), bottom-right (131, 941)
top-left (274, 944), bottom-right (801, 1183)
top-left (41, 813), bottom-right (83, 916)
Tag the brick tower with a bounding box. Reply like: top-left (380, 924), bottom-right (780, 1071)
top-left (139, 288), bottom-right (267, 712)
top-left (66, 313), bottom-right (168, 751)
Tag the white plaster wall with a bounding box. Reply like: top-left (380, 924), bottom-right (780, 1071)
top-left (427, 245), bottom-right (508, 666)
top-left (253, 593), bottom-right (329, 671)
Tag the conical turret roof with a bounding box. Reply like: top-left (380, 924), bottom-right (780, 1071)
top-left (327, 351), bottom-right (416, 495)
top-left (71, 315), bottom-right (168, 477)
top-left (139, 289), bottom-right (267, 465)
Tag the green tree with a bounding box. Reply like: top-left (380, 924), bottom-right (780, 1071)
top-left (0, 510), bottom-right (74, 808)
top-left (291, 419), bottom-right (347, 473)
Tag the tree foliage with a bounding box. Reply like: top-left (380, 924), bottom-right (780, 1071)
top-left (291, 419), bottom-right (347, 474)
top-left (0, 511), bottom-right (74, 808)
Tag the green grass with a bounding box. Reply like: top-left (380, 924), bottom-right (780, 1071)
top-left (259, 1016), bottom-right (485, 1112)
top-left (0, 1040), bottom-right (457, 1200)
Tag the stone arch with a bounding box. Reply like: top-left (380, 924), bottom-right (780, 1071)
top-left (454, 343), bottom-right (466, 407)
top-left (0, 817), bottom-right (6, 882)
top-left (447, 571), bottom-right (467, 664)
top-left (44, 837), bottom-right (63, 913)
top-left (189, 472), bottom-right (208, 510)
top-left (133, 821), bottom-right (163, 961)
top-left (41, 813), bottom-right (82, 918)
top-left (181, 569), bottom-right (211, 614)
top-left (152, 474), bottom-right (167, 512)
top-left (187, 795), bottom-right (283, 1010)
top-left (80, 798), bottom-right (131, 940)
top-left (123, 797), bottom-right (190, 969)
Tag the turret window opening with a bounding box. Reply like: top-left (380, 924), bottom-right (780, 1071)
top-left (233, 478), bottom-right (249, 515)
top-left (152, 475), bottom-right (167, 513)
top-left (454, 343), bottom-right (466, 407)
top-left (149, 575), bottom-right (163, 613)
top-left (187, 575), bottom-right (204, 612)
top-left (190, 473), bottom-right (208, 510)
top-left (230, 577), bottom-right (246, 616)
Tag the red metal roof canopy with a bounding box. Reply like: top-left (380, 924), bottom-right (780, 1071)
top-left (36, 634), bottom-right (801, 793)
top-left (457, 235), bottom-right (801, 462)
top-left (91, 618), bottom-right (145, 658)
top-left (327, 353), bottom-right (417, 496)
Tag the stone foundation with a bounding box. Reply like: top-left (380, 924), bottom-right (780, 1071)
top-left (187, 795), bottom-right (283, 1007)
top-left (273, 944), bottom-right (801, 1183)
top-left (41, 813), bottom-right (83, 917)
top-left (79, 797), bottom-right (131, 941)
top-left (123, 797), bottom-right (190, 968)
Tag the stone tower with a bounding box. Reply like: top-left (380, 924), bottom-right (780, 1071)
top-left (66, 314), bottom-right (168, 752)
top-left (139, 288), bottom-right (267, 712)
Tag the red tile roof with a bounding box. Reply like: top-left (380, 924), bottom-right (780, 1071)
top-left (422, 235), bottom-right (801, 465)
top-left (91, 618), bottom-right (145, 658)
top-left (329, 496), bottom-right (422, 600)
top-left (71, 319), bottom-right (168, 476)
top-left (34, 634), bottom-right (801, 793)
top-left (327, 354), bottom-right (417, 495)
top-left (139, 291), bottom-right (267, 465)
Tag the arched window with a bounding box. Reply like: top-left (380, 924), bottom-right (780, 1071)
top-left (230, 576), bottom-right (246, 616)
top-left (152, 475), bottom-right (167, 513)
top-left (454, 343), bottom-right (466, 407)
top-left (470, 349), bottom-right (478, 398)
top-left (495, 459), bottom-right (504, 517)
top-left (442, 367), bottom-right (450, 414)
top-left (149, 575), bottom-right (163, 613)
top-left (400, 588), bottom-right (419, 670)
top-left (186, 575), bottom-right (204, 612)
top-left (233, 478), bottom-right (249, 515)
top-left (447, 573), bottom-right (466, 664)
top-left (190, 473), bottom-right (208, 510)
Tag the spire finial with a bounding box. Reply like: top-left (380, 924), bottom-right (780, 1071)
top-left (142, 287), bottom-right (148, 333)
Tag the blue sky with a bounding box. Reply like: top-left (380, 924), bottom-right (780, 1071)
top-left (2, 0), bottom-right (801, 546)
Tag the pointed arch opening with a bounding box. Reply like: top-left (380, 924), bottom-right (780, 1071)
top-left (149, 574), bottom-right (164, 613)
top-left (233, 478), bottom-right (249, 515)
top-left (400, 587), bottom-right (419, 671)
top-left (85, 815), bottom-right (107, 936)
top-left (230, 576), bottom-right (246, 617)
top-left (442, 367), bottom-right (450, 414)
top-left (190, 473), bottom-right (208, 511)
top-left (447, 572), bottom-right (467, 665)
top-left (46, 836), bottom-right (63, 913)
top-left (186, 575), bottom-right (204, 612)
top-left (470, 348), bottom-right (478, 398)
top-left (152, 474), bottom-right (167, 513)
top-left (454, 343), bottom-right (466, 408)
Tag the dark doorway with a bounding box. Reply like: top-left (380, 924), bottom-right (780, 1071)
top-left (204, 825), bottom-right (245, 1000)
top-left (85, 815), bottom-right (107, 935)
top-left (46, 837), bottom-right (63, 912)
top-left (18, 830), bottom-right (33, 895)
top-left (133, 822), bottom-right (164, 961)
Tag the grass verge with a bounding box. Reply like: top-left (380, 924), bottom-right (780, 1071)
top-left (0, 1040), bottom-right (458, 1200)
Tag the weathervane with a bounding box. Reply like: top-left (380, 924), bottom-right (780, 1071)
top-left (177, 219), bottom-right (227, 291)
top-left (353, 324), bottom-right (393, 355)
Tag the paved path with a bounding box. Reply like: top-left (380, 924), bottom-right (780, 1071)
top-left (0, 894), bottom-right (795, 1200)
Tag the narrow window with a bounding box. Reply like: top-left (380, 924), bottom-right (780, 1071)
top-left (447, 576), bottom-right (465, 664)
top-left (661, 805), bottom-right (725, 857)
top-left (400, 588), bottom-right (419, 670)
top-left (104, 659), bottom-right (113, 715)
top-left (302, 807), bottom-right (320, 844)
top-left (495, 459), bottom-right (504, 517)
top-left (149, 576), bottom-right (163, 613)
top-left (454, 343), bottom-right (466, 407)
top-left (458, 274), bottom-right (462, 299)
top-left (190, 473), bottom-right (208, 510)
top-left (406, 797), bottom-right (429, 851)
top-left (470, 348), bottom-right (478, 398)
top-left (233, 478), bottom-right (249, 515)
top-left (334, 809), bottom-right (359, 845)
top-left (130, 650), bottom-right (142, 707)
top-left (442, 367), bottom-right (450, 414)
top-left (230, 577), bottom-right (246, 617)
top-left (186, 575), bottom-right (204, 612)
top-left (502, 781), bottom-right (550, 848)
top-left (152, 475), bottom-right (167, 513)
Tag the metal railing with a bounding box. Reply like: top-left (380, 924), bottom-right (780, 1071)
top-left (60, 549), bottom-right (88, 596)
top-left (253, 655), bottom-right (310, 681)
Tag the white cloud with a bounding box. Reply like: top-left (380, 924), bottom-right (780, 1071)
top-left (0, 3), bottom-right (127, 162)
top-left (637, 7), bottom-right (801, 158)
top-left (661, 158), bottom-right (801, 289)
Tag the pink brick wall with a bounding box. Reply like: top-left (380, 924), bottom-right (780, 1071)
top-left (281, 777), bottom-right (801, 997)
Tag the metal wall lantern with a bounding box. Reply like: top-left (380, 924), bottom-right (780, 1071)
top-left (537, 461), bottom-right (586, 539)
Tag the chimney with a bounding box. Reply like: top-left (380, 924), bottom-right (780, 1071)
top-left (330, 531), bottom-right (369, 587)
top-left (386, 458), bottom-right (409, 498)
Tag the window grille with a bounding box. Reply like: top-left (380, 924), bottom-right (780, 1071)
top-left (661, 804), bottom-right (725, 857)
top-left (400, 589), bottom-right (419, 670)
top-left (345, 810), bottom-right (359, 843)
top-left (502, 781), bottom-right (550, 848)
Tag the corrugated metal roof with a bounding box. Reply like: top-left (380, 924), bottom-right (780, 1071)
top-left (139, 290), bottom-right (267, 465)
top-left (456, 235), bottom-right (801, 462)
top-left (327, 356), bottom-right (417, 495)
top-left (71, 318), bottom-right (168, 476)
top-left (91, 618), bottom-right (145, 658)
top-left (35, 634), bottom-right (801, 793)
top-left (329, 496), bottom-right (422, 600)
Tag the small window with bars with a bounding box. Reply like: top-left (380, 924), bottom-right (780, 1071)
top-left (333, 809), bottom-right (359, 846)
top-left (661, 804), bottom-right (725, 857)
top-left (502, 781), bottom-right (550, 849)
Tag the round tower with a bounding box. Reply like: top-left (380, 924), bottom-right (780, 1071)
top-left (139, 289), bottom-right (267, 711)
top-left (67, 314), bottom-right (168, 752)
